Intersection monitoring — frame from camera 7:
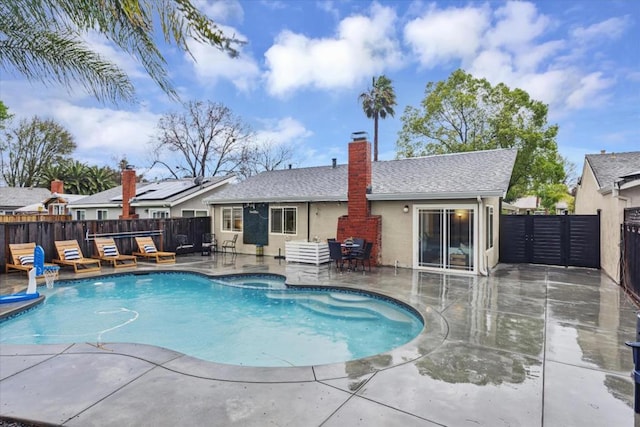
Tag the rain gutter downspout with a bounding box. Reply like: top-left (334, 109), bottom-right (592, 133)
top-left (477, 196), bottom-right (488, 276)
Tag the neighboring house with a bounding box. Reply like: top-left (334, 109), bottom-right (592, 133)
top-left (575, 151), bottom-right (640, 282)
top-left (67, 170), bottom-right (235, 220)
top-left (512, 195), bottom-right (569, 215)
top-left (0, 186), bottom-right (51, 214)
top-left (204, 137), bottom-right (517, 275)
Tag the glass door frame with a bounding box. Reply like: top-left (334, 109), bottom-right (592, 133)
top-left (412, 203), bottom-right (478, 274)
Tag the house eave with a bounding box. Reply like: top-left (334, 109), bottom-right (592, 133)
top-left (367, 190), bottom-right (505, 201)
top-left (205, 196), bottom-right (347, 205)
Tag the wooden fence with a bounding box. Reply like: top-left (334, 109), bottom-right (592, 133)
top-left (1, 217), bottom-right (210, 273)
top-left (622, 208), bottom-right (640, 305)
top-left (0, 215), bottom-right (71, 223)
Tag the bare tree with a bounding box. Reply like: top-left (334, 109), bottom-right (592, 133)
top-left (0, 116), bottom-right (75, 186)
top-left (238, 140), bottom-right (295, 179)
top-left (151, 100), bottom-right (254, 178)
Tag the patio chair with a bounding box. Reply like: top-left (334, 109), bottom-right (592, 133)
top-left (133, 236), bottom-right (176, 263)
top-left (6, 242), bottom-right (59, 278)
top-left (221, 234), bottom-right (238, 254)
top-left (175, 234), bottom-right (194, 254)
top-left (94, 237), bottom-right (137, 268)
top-left (352, 241), bottom-right (374, 272)
top-left (328, 240), bottom-right (349, 271)
top-left (201, 233), bottom-right (217, 255)
top-left (53, 240), bottom-right (101, 273)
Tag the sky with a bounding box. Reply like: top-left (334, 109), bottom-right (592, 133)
top-left (2, 0), bottom-right (639, 181)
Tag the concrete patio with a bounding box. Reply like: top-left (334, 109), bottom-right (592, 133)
top-left (0, 253), bottom-right (637, 426)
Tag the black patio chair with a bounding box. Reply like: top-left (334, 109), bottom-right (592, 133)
top-left (328, 240), bottom-right (349, 271)
top-left (353, 241), bottom-right (373, 272)
top-left (201, 233), bottom-right (217, 256)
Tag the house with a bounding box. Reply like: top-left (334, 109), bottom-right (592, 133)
top-left (0, 186), bottom-right (51, 214)
top-left (511, 195), bottom-right (569, 215)
top-left (1, 180), bottom-right (85, 215)
top-left (204, 136), bottom-right (517, 275)
top-left (67, 169), bottom-right (235, 220)
top-left (575, 150), bottom-right (640, 282)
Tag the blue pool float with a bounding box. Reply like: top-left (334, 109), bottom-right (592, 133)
top-left (0, 292), bottom-right (40, 304)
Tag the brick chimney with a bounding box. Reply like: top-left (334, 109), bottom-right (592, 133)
top-left (336, 134), bottom-right (382, 264)
top-left (120, 168), bottom-right (138, 219)
top-left (50, 180), bottom-right (64, 194)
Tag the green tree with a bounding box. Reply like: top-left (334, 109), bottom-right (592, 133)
top-left (0, 116), bottom-right (75, 187)
top-left (0, 100), bottom-right (12, 129)
top-left (397, 69), bottom-right (564, 201)
top-left (0, 0), bottom-right (242, 104)
top-left (359, 75), bottom-right (397, 162)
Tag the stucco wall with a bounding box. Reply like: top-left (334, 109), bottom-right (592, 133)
top-left (575, 163), bottom-right (627, 282)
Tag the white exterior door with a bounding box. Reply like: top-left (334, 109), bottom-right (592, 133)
top-left (414, 204), bottom-right (477, 273)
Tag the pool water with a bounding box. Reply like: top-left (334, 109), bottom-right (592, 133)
top-left (0, 272), bottom-right (423, 367)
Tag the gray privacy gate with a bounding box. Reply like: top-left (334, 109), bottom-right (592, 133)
top-left (500, 214), bottom-right (600, 268)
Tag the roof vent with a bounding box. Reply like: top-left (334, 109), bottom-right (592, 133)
top-left (351, 131), bottom-right (368, 141)
top-left (332, 158), bottom-right (337, 168)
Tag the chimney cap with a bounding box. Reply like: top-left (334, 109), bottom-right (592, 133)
top-left (351, 131), bottom-right (368, 141)
top-left (600, 149), bottom-right (606, 154)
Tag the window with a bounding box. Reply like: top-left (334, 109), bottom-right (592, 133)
top-left (150, 209), bottom-right (170, 219)
top-left (75, 210), bottom-right (86, 220)
top-left (182, 209), bottom-right (209, 218)
top-left (51, 204), bottom-right (65, 215)
top-left (97, 210), bottom-right (108, 220)
top-left (486, 206), bottom-right (494, 249)
top-left (222, 207), bottom-right (243, 232)
top-left (270, 207), bottom-right (297, 235)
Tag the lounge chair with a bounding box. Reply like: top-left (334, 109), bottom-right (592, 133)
top-left (133, 236), bottom-right (176, 263)
top-left (5, 242), bottom-right (59, 279)
top-left (94, 237), bottom-right (137, 268)
top-left (53, 240), bottom-right (101, 273)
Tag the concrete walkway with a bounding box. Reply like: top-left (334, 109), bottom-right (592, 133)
top-left (0, 254), bottom-right (637, 426)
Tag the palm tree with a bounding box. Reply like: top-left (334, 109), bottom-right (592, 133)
top-left (0, 1), bottom-right (241, 104)
top-left (358, 75), bottom-right (397, 161)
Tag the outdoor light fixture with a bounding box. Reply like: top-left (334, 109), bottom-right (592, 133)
top-left (403, 205), bottom-right (409, 213)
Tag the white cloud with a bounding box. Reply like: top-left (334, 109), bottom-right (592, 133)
top-left (186, 30), bottom-right (261, 92)
top-left (403, 4), bottom-right (490, 67)
top-left (565, 72), bottom-right (614, 109)
top-left (571, 16), bottom-right (631, 42)
top-left (484, 1), bottom-right (550, 51)
top-left (193, 0), bottom-right (244, 22)
top-left (255, 117), bottom-right (313, 146)
top-left (263, 3), bottom-right (402, 96)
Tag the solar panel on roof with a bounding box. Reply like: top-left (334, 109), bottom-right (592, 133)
top-left (134, 180), bottom-right (196, 200)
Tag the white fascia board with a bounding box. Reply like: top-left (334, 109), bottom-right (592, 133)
top-left (171, 178), bottom-right (234, 206)
top-left (67, 202), bottom-right (120, 209)
top-left (204, 196), bottom-right (346, 205)
top-left (620, 179), bottom-right (640, 191)
top-left (368, 190), bottom-right (505, 200)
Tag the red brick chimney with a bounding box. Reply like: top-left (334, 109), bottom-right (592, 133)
top-left (337, 135), bottom-right (382, 264)
top-left (120, 168), bottom-right (138, 219)
top-left (50, 179), bottom-right (64, 194)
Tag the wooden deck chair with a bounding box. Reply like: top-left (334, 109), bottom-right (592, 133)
top-left (53, 240), bottom-right (101, 273)
top-left (94, 238), bottom-right (137, 268)
top-left (6, 242), bottom-right (59, 279)
top-left (133, 236), bottom-right (176, 264)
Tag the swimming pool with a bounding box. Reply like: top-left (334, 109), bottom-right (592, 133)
top-left (0, 272), bottom-right (423, 367)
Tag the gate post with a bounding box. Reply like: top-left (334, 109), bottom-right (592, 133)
top-left (625, 312), bottom-right (640, 413)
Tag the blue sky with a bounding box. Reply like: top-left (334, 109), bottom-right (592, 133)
top-left (2, 0), bottom-right (639, 181)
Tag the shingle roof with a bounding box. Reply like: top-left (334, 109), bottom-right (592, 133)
top-left (585, 151), bottom-right (640, 190)
top-left (0, 187), bottom-right (51, 209)
top-left (205, 148), bottom-right (517, 203)
top-left (68, 176), bottom-right (234, 207)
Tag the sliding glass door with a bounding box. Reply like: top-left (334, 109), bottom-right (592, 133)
top-left (416, 206), bottom-right (475, 272)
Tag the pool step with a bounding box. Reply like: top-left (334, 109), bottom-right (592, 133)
top-left (265, 292), bottom-right (415, 324)
top-left (297, 300), bottom-right (379, 320)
